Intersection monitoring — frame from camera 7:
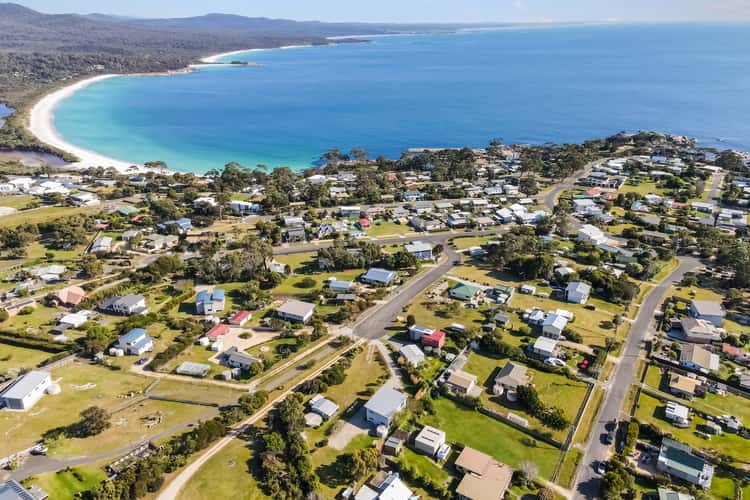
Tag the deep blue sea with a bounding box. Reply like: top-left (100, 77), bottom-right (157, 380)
top-left (54, 24), bottom-right (750, 173)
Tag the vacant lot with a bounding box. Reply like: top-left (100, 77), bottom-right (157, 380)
top-left (27, 461), bottom-right (107, 499)
top-left (421, 397), bottom-right (561, 478)
top-left (0, 342), bottom-right (55, 372)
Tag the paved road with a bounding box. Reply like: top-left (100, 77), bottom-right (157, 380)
top-left (707, 171), bottom-right (725, 201)
top-left (354, 244), bottom-right (460, 340)
top-left (272, 229), bottom-right (496, 255)
top-left (572, 256), bottom-right (701, 499)
top-left (543, 159), bottom-right (601, 211)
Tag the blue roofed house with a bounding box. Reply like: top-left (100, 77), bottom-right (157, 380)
top-left (364, 386), bottom-right (408, 427)
top-left (403, 190), bottom-right (425, 202)
top-left (158, 217), bottom-right (192, 234)
top-left (361, 268), bottom-right (397, 286)
top-left (195, 289), bottom-right (225, 315)
top-left (404, 241), bottom-right (433, 261)
top-left (116, 328), bottom-right (154, 356)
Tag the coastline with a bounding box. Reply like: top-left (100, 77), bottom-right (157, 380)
top-left (28, 74), bottom-right (142, 173)
top-left (26, 43), bottom-right (330, 173)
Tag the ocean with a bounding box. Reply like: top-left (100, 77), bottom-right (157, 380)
top-left (53, 23), bottom-right (750, 173)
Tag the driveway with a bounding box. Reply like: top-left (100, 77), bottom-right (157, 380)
top-left (327, 407), bottom-right (371, 450)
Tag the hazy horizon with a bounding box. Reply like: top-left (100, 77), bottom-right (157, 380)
top-left (12, 0), bottom-right (750, 24)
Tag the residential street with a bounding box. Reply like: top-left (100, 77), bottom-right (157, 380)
top-left (572, 256), bottom-right (701, 499)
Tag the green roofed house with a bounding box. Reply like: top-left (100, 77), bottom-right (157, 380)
top-left (449, 283), bottom-right (483, 302)
top-left (114, 204), bottom-right (139, 216)
top-left (656, 438), bottom-right (714, 488)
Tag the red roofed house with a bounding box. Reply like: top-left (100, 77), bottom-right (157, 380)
top-left (358, 218), bottom-right (371, 230)
top-left (387, 172), bottom-right (398, 181)
top-left (206, 324), bottom-right (230, 340)
top-left (723, 343), bottom-right (749, 364)
top-left (421, 330), bottom-right (446, 349)
top-left (229, 310), bottom-right (252, 326)
top-left (585, 188), bottom-right (602, 197)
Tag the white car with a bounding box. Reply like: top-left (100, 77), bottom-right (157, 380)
top-left (544, 357), bottom-right (566, 367)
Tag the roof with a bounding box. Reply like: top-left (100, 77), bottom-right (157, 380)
top-left (415, 425), bottom-right (446, 446)
top-left (277, 299), bottom-right (315, 318)
top-left (690, 300), bottom-right (726, 317)
top-left (669, 374), bottom-right (699, 395)
top-left (364, 386), bottom-right (407, 419)
top-left (542, 313), bottom-right (568, 331)
top-left (404, 241), bottom-right (432, 253)
top-left (680, 344), bottom-right (718, 370)
top-left (310, 396), bottom-right (339, 417)
top-left (456, 473), bottom-right (509, 500)
top-left (450, 283), bottom-right (482, 299)
top-left (54, 286), bottom-right (86, 305)
top-left (120, 328), bottom-right (147, 344)
top-left (176, 361), bottom-right (210, 376)
top-left (422, 330), bottom-right (446, 344)
top-left (1, 371), bottom-right (50, 400)
top-left (409, 324), bottom-right (434, 336)
top-left (196, 289), bottom-right (224, 303)
top-left (657, 488), bottom-right (694, 500)
top-left (455, 446), bottom-right (500, 476)
top-left (494, 362), bottom-right (528, 388)
top-left (377, 473), bottom-right (413, 500)
top-left (566, 281), bottom-right (591, 295)
top-left (659, 438), bottom-right (710, 479)
top-left (362, 267), bottom-right (397, 284)
top-left (399, 344), bottom-right (425, 363)
top-left (116, 294), bottom-right (145, 307)
top-left (225, 347), bottom-right (261, 366)
top-left (206, 324), bottom-right (230, 338)
top-left (0, 480), bottom-right (38, 500)
top-left (447, 369), bottom-right (477, 390)
top-left (533, 336), bottom-right (558, 352)
top-left (229, 310), bottom-right (251, 322)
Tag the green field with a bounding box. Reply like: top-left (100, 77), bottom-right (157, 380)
top-left (0, 342), bottom-right (56, 373)
top-left (179, 436), bottom-right (267, 500)
top-left (620, 180), bottom-right (666, 197)
top-left (26, 462), bottom-right (107, 499)
top-left (0, 362), bottom-right (151, 455)
top-left (0, 205), bottom-right (98, 228)
top-left (366, 220), bottom-right (413, 238)
top-left (421, 397), bottom-right (561, 479)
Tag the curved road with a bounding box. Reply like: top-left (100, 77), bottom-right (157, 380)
top-left (572, 256), bottom-right (701, 498)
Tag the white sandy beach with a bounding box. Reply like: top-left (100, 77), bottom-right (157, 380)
top-left (28, 74), bottom-right (142, 172)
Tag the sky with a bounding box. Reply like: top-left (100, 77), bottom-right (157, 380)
top-left (16, 0), bottom-right (750, 23)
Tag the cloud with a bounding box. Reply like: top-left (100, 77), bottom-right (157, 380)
top-left (514, 0), bottom-right (525, 10)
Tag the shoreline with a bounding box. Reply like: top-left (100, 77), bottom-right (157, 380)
top-left (25, 42), bottom-right (337, 174)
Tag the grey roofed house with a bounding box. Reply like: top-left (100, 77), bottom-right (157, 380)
top-left (364, 386), bottom-right (407, 427)
top-left (176, 361), bottom-right (210, 378)
top-left (276, 299), bottom-right (315, 323)
top-left (494, 313), bottom-right (510, 326)
top-left (493, 362), bottom-right (528, 392)
top-left (399, 344), bottom-right (425, 366)
top-left (361, 267), bottom-right (397, 285)
top-left (0, 479), bottom-right (47, 500)
top-left (224, 346), bottom-right (261, 370)
top-left (309, 394), bottom-right (339, 420)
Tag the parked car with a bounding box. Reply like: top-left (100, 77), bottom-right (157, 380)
top-left (596, 462), bottom-right (606, 475)
top-left (135, 357), bottom-right (149, 366)
top-left (580, 359), bottom-right (590, 369)
top-left (544, 357), bottom-right (566, 367)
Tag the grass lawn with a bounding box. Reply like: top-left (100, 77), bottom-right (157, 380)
top-left (557, 448), bottom-right (582, 489)
top-left (421, 397), bottom-right (561, 479)
top-left (366, 220), bottom-right (413, 238)
top-left (402, 283), bottom-right (487, 333)
top-left (148, 378), bottom-right (247, 406)
top-left (313, 433), bottom-right (377, 499)
top-left (397, 447), bottom-right (454, 485)
top-left (0, 361), bottom-right (151, 456)
top-left (464, 351), bottom-right (588, 442)
top-left (453, 236), bottom-right (495, 250)
top-left (25, 462), bottom-right (107, 499)
top-left (179, 435), bottom-right (267, 500)
top-left (0, 195), bottom-right (35, 210)
top-left (4, 304), bottom-right (61, 334)
top-left (620, 180), bottom-right (666, 196)
top-left (274, 251), bottom-right (316, 271)
top-left (0, 205), bottom-right (98, 228)
top-left (51, 399), bottom-right (215, 458)
top-left (649, 258), bottom-right (680, 284)
top-left (273, 268), bottom-right (363, 298)
top-left (0, 343), bottom-right (55, 373)
top-left (710, 469), bottom-right (738, 500)
top-left (635, 392), bottom-right (749, 464)
top-left (573, 386), bottom-right (603, 446)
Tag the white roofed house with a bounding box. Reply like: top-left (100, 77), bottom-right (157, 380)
top-left (361, 267), bottom-right (397, 286)
top-left (577, 224), bottom-right (608, 246)
top-left (532, 336), bottom-right (559, 358)
top-left (542, 313), bottom-right (568, 339)
top-left (308, 394), bottom-right (339, 420)
top-left (688, 300), bottom-right (726, 327)
top-left (404, 241), bottom-right (433, 261)
top-left (566, 281), bottom-right (591, 304)
top-left (69, 191), bottom-right (100, 206)
top-left (399, 344), bottom-right (425, 366)
top-left (364, 386), bottom-right (407, 427)
top-left (223, 346), bottom-right (262, 371)
top-left (89, 236), bottom-right (112, 254)
top-left (100, 294), bottom-right (148, 316)
top-left (0, 370), bottom-right (52, 411)
top-left (413, 425), bottom-right (446, 457)
top-left (276, 299), bottom-right (315, 324)
top-left (229, 200), bottom-right (260, 215)
top-left (116, 328), bottom-right (154, 356)
top-left (573, 198), bottom-right (601, 215)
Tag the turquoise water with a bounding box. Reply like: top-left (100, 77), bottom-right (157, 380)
top-left (54, 24), bottom-right (750, 173)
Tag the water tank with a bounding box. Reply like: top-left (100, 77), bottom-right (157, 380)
top-left (46, 383), bottom-right (61, 395)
